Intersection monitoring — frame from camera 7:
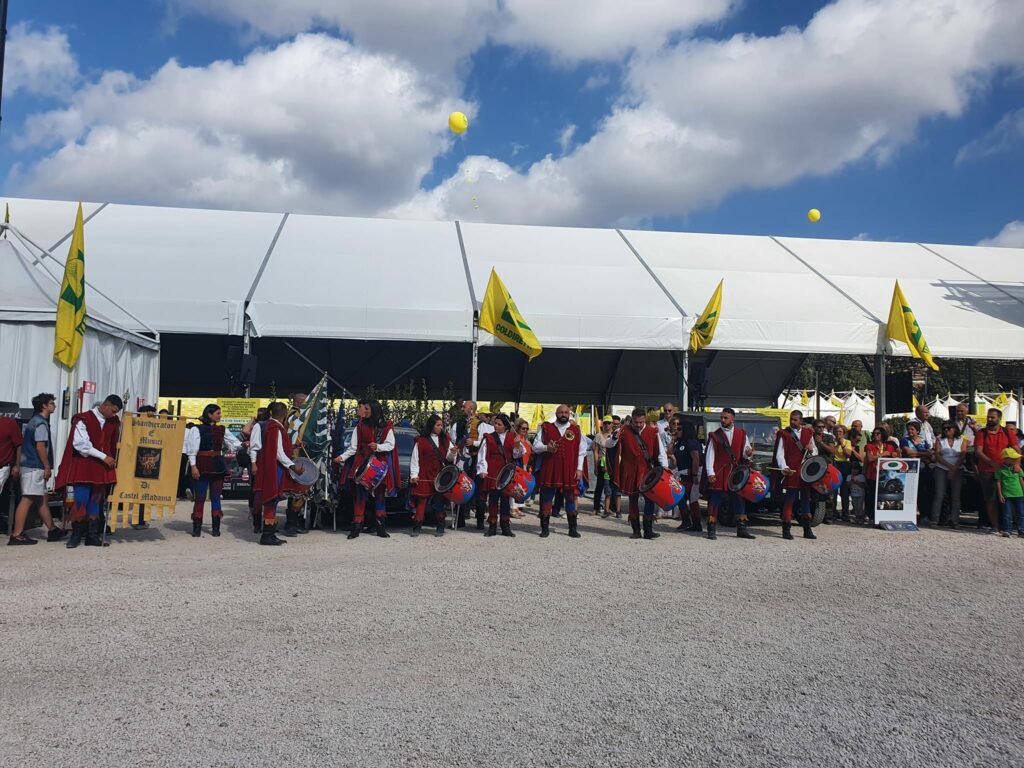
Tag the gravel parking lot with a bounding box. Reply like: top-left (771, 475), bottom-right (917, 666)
top-left (2, 499), bottom-right (1023, 768)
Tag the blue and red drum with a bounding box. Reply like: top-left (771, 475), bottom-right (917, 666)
top-left (355, 455), bottom-right (389, 491)
top-left (434, 465), bottom-right (476, 504)
top-left (498, 462), bottom-right (535, 502)
top-left (728, 465), bottom-right (770, 503)
top-left (639, 467), bottom-right (685, 511)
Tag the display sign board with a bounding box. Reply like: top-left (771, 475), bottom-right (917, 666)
top-left (873, 457), bottom-right (920, 525)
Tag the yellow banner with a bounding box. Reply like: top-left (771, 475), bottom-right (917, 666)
top-left (479, 268), bottom-right (543, 360)
top-left (108, 413), bottom-right (187, 531)
top-left (54, 203), bottom-right (87, 369)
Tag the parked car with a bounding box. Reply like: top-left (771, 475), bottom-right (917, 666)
top-left (674, 411), bottom-right (827, 527)
top-left (321, 424), bottom-right (419, 529)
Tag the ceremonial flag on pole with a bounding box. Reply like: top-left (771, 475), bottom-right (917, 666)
top-left (886, 280), bottom-right (938, 371)
top-left (689, 279), bottom-right (723, 353)
top-left (479, 268), bottom-right (542, 360)
top-left (54, 203), bottom-right (87, 369)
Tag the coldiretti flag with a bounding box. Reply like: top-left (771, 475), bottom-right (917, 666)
top-left (54, 203), bottom-right (87, 369)
top-left (886, 280), bottom-right (938, 371)
top-left (479, 268), bottom-right (542, 360)
top-left (689, 279), bottom-right (723, 353)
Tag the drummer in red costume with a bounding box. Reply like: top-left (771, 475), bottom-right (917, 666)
top-left (252, 401), bottom-right (297, 546)
top-left (773, 410), bottom-right (818, 540)
top-left (479, 414), bottom-right (525, 538)
top-left (611, 407), bottom-right (668, 540)
top-left (334, 399), bottom-right (401, 540)
top-left (532, 404), bottom-right (587, 538)
top-left (55, 394), bottom-right (122, 549)
top-left (704, 407), bottom-right (755, 541)
top-left (409, 414), bottom-right (458, 537)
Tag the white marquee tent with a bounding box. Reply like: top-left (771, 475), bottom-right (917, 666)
top-left (2, 196), bottom-right (1022, 410)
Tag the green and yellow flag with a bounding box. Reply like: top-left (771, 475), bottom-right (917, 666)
top-left (479, 268), bottom-right (542, 360)
top-left (54, 203), bottom-right (87, 369)
top-left (689, 279), bottom-right (723, 353)
top-left (886, 280), bottom-right (938, 371)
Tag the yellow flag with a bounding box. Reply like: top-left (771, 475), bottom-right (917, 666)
top-left (479, 269), bottom-right (542, 360)
top-left (886, 280), bottom-right (938, 371)
top-left (689, 279), bottom-right (722, 353)
top-left (54, 203), bottom-right (87, 369)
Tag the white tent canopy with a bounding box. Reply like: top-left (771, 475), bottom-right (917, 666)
top-left (0, 237), bottom-right (160, 469)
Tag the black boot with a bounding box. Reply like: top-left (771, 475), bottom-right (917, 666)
top-left (296, 508), bottom-right (310, 533)
top-left (706, 521), bottom-right (717, 540)
top-left (411, 523), bottom-right (421, 537)
top-left (630, 517), bottom-right (642, 539)
top-left (284, 510), bottom-right (299, 538)
top-left (568, 515), bottom-right (581, 539)
top-left (251, 512), bottom-right (262, 534)
top-left (84, 518), bottom-right (104, 547)
top-left (675, 519), bottom-right (689, 530)
top-left (66, 521), bottom-right (86, 549)
top-left (485, 523), bottom-right (497, 537)
top-left (687, 517), bottom-right (703, 533)
top-left (211, 516), bottom-right (222, 537)
top-left (642, 517), bottom-right (660, 540)
top-left (435, 522), bottom-right (446, 537)
top-left (736, 522), bottom-right (756, 539)
top-left (782, 522), bottom-right (794, 540)
top-left (259, 522), bottom-right (286, 545)
top-left (375, 518), bottom-right (390, 538)
top-left (500, 520), bottom-right (515, 537)
top-left (802, 518), bottom-right (817, 539)
top-left (456, 507), bottom-right (467, 529)
top-left (540, 515), bottom-right (550, 538)
top-left (347, 521), bottom-right (361, 539)
top-left (47, 527), bottom-right (68, 542)
top-left (191, 519), bottom-right (202, 538)
top-left (475, 509), bottom-right (485, 530)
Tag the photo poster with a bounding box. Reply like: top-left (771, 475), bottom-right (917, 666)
top-left (873, 457), bottom-right (920, 524)
top-left (108, 413), bottom-right (187, 531)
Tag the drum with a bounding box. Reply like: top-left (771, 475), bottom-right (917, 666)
top-left (288, 457), bottom-right (320, 487)
top-left (497, 462), bottom-right (535, 502)
top-left (355, 455), bottom-right (388, 490)
top-left (728, 465), bottom-right (769, 503)
top-left (639, 467), bottom-right (685, 511)
top-left (810, 464), bottom-right (843, 496)
top-left (434, 465), bottom-right (476, 504)
top-left (799, 455), bottom-right (829, 485)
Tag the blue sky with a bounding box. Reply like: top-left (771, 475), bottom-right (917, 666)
top-left (2, 0), bottom-right (1022, 246)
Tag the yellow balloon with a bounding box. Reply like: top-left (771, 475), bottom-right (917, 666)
top-left (807, 208), bottom-right (821, 223)
top-left (448, 111), bottom-right (468, 135)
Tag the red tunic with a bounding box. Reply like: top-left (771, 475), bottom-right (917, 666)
top-left (55, 410), bottom-right (118, 488)
top-left (353, 420), bottom-right (402, 494)
top-left (614, 425), bottom-right (660, 495)
top-left (707, 427), bottom-right (746, 492)
top-left (254, 419), bottom-right (301, 504)
top-left (412, 434), bottom-right (451, 498)
top-left (536, 422), bottom-right (581, 491)
top-left (482, 431), bottom-right (517, 492)
top-left (774, 426), bottom-right (813, 490)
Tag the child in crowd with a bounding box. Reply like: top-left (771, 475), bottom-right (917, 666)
top-left (850, 471), bottom-right (867, 525)
top-left (996, 447), bottom-right (1024, 538)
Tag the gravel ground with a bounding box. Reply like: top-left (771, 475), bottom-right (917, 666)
top-left (2, 498), bottom-right (1023, 768)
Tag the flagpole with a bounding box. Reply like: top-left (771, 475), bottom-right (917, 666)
top-left (681, 348), bottom-right (690, 411)
top-left (471, 310), bottom-right (479, 402)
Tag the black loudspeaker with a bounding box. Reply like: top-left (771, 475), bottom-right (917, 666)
top-left (885, 372), bottom-right (913, 414)
top-left (239, 354), bottom-right (258, 385)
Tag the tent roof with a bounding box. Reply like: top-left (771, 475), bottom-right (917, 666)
top-left (3, 196), bottom-right (1022, 360)
top-left (0, 239), bottom-right (158, 349)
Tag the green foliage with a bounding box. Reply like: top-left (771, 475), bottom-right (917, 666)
top-left (334, 379), bottom-right (458, 434)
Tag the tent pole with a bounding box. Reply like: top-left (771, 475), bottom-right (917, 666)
top-left (242, 319), bottom-right (252, 398)
top-left (471, 311), bottom-right (479, 402)
top-left (874, 354), bottom-right (887, 426)
top-left (967, 359), bottom-right (975, 417)
top-left (680, 349), bottom-right (690, 411)
top-left (814, 369), bottom-right (820, 420)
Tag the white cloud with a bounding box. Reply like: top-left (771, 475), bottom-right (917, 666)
top-left (852, 232), bottom-right (872, 241)
top-left (978, 220), bottom-right (1024, 248)
top-left (8, 34), bottom-right (469, 214)
top-left (170, 0), bottom-right (736, 67)
top-left (494, 0), bottom-right (736, 61)
top-left (4, 22), bottom-right (79, 98)
top-left (557, 124), bottom-right (577, 155)
top-left (956, 108), bottom-right (1024, 164)
top-left (398, 0), bottom-right (1024, 227)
